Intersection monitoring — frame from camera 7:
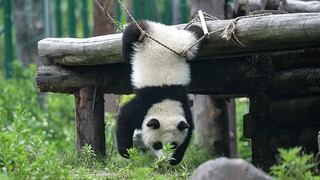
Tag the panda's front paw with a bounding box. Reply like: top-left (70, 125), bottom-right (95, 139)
top-left (169, 158), bottom-right (180, 166)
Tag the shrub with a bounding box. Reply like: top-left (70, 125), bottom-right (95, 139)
top-left (0, 63), bottom-right (74, 179)
top-left (270, 147), bottom-right (320, 180)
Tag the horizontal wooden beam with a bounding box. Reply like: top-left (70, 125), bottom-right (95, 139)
top-left (38, 13), bottom-right (320, 66)
top-left (269, 97), bottom-right (320, 127)
top-left (36, 48), bottom-right (320, 95)
top-left (272, 67), bottom-right (320, 96)
top-left (36, 58), bottom-right (256, 95)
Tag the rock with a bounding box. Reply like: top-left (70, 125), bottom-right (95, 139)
top-left (191, 157), bottom-right (274, 180)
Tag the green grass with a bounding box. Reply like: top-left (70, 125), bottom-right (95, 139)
top-left (235, 98), bottom-right (252, 161)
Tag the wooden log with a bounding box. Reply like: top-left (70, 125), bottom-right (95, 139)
top-left (75, 87), bottom-right (105, 155)
top-left (35, 64), bottom-right (132, 94)
top-left (269, 127), bottom-right (320, 155)
top-left (38, 13), bottom-right (320, 66)
top-left (250, 94), bottom-right (276, 171)
top-left (36, 49), bottom-right (320, 96)
top-left (272, 67), bottom-right (320, 95)
top-left (39, 33), bottom-right (123, 65)
top-left (270, 48), bottom-right (320, 70)
top-left (35, 58), bottom-right (257, 95)
top-left (280, 0), bottom-right (320, 13)
top-left (269, 97), bottom-right (320, 127)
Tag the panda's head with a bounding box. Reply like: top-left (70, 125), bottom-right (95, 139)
top-left (141, 99), bottom-right (190, 163)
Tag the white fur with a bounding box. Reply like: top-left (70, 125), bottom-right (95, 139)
top-left (131, 21), bottom-right (199, 88)
top-left (141, 99), bottom-right (189, 153)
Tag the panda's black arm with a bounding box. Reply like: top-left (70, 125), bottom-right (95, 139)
top-left (122, 21), bottom-right (148, 62)
top-left (170, 100), bottom-right (194, 165)
top-left (116, 100), bottom-right (137, 158)
top-left (170, 129), bottom-right (192, 165)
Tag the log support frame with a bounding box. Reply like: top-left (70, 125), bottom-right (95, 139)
top-left (244, 54), bottom-right (320, 171)
top-left (35, 12), bottom-right (320, 171)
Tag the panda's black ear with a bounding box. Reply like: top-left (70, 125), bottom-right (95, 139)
top-left (146, 118), bottom-right (160, 129)
top-left (186, 25), bottom-right (204, 40)
top-left (177, 121), bottom-right (190, 131)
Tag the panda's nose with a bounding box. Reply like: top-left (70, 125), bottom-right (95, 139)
top-left (153, 142), bottom-right (163, 150)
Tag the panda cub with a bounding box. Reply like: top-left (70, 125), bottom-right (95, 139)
top-left (117, 21), bottom-right (203, 165)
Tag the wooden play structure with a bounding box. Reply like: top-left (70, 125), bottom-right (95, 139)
top-left (36, 12), bottom-right (320, 170)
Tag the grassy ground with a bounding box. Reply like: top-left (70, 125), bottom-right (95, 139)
top-left (0, 63), bottom-right (318, 179)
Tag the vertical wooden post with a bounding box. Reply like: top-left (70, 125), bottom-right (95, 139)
top-left (55, 0), bottom-right (62, 37)
top-left (180, 0), bottom-right (188, 23)
top-left (250, 95), bottom-right (275, 171)
top-left (68, 0), bottom-right (76, 37)
top-left (81, 0), bottom-right (90, 38)
top-left (248, 55), bottom-right (275, 171)
top-left (133, 0), bottom-right (142, 20)
top-left (163, 0), bottom-right (172, 25)
top-left (144, 0), bottom-right (154, 21)
top-left (3, 0), bottom-right (13, 78)
top-left (75, 87), bottom-right (106, 155)
top-left (227, 100), bottom-right (237, 157)
top-left (115, 0), bottom-right (122, 22)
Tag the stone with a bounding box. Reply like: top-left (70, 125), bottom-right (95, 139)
top-left (191, 157), bottom-right (274, 180)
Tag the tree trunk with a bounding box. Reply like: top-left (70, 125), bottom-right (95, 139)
top-left (190, 0), bottom-right (237, 157)
top-left (75, 87), bottom-right (106, 155)
top-left (94, 0), bottom-right (116, 35)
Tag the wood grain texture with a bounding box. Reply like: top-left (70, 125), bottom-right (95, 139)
top-left (75, 87), bottom-right (105, 155)
top-left (280, 0), bottom-right (320, 13)
top-left (35, 58), bottom-right (256, 95)
top-left (269, 97), bottom-right (320, 127)
top-left (38, 13), bottom-right (320, 66)
top-left (272, 67), bottom-right (320, 95)
top-left (36, 48), bottom-right (320, 95)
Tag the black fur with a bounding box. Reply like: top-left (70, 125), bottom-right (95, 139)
top-left (121, 21), bottom-right (148, 62)
top-left (146, 119), bottom-right (160, 129)
top-left (186, 25), bottom-right (204, 40)
top-left (117, 21), bottom-right (203, 165)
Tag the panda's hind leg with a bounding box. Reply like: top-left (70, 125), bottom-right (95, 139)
top-left (122, 21), bottom-right (149, 62)
top-left (116, 99), bottom-right (137, 158)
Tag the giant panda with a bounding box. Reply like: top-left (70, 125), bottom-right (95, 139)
top-left (116, 20), bottom-right (203, 165)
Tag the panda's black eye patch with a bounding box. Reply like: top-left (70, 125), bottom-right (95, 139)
top-left (147, 118), bottom-right (160, 129)
top-left (152, 142), bottom-right (163, 150)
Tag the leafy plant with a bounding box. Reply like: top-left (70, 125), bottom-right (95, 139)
top-left (152, 144), bottom-right (175, 172)
top-left (270, 147), bottom-right (320, 180)
top-left (79, 144), bottom-right (97, 167)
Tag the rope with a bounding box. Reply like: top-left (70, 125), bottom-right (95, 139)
top-left (94, 0), bottom-right (275, 58)
top-left (94, 0), bottom-right (124, 32)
